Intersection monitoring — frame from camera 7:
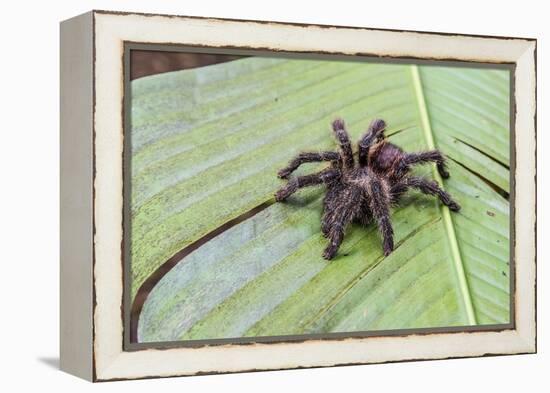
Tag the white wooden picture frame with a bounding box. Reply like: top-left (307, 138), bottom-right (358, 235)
top-left (60, 10), bottom-right (536, 382)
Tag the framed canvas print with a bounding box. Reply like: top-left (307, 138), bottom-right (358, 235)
top-left (60, 10), bottom-right (537, 382)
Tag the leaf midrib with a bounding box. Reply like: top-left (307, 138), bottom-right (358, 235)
top-left (411, 65), bottom-right (477, 325)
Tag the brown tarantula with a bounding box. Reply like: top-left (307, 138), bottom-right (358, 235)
top-left (275, 118), bottom-right (460, 260)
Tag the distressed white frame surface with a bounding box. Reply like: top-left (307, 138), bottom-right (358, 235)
top-left (63, 10), bottom-right (536, 381)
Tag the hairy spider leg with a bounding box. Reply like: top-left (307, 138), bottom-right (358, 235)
top-left (332, 118), bottom-right (354, 169)
top-left (277, 151), bottom-right (341, 179)
top-left (356, 202), bottom-right (373, 226)
top-left (322, 187), bottom-right (363, 260)
top-left (274, 169), bottom-right (339, 202)
top-left (391, 176), bottom-right (461, 211)
top-left (400, 150), bottom-right (450, 179)
top-left (358, 118), bottom-right (386, 166)
top-left (365, 176), bottom-right (394, 256)
top-left (321, 183), bottom-right (345, 237)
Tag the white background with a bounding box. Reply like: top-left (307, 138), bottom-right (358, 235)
top-left (0, 0), bottom-right (545, 391)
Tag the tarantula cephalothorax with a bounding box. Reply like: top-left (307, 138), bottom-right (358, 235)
top-left (275, 118), bottom-right (461, 260)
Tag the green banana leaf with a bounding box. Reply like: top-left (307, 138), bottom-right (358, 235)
top-left (130, 57), bottom-right (510, 343)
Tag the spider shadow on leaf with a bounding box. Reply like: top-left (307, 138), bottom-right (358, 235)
top-left (277, 188), bottom-right (324, 209)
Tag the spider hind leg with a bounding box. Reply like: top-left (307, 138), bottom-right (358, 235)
top-left (332, 118), bottom-right (354, 169)
top-left (393, 176), bottom-right (461, 211)
top-left (358, 118), bottom-right (386, 166)
top-left (403, 150), bottom-right (450, 178)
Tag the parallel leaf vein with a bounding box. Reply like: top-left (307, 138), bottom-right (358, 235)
top-left (411, 65), bottom-right (477, 325)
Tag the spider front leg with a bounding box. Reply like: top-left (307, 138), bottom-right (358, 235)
top-left (277, 151), bottom-right (341, 179)
top-left (321, 188), bottom-right (337, 237)
top-left (322, 188), bottom-right (361, 260)
top-left (393, 176), bottom-right (460, 211)
top-left (323, 221), bottom-right (348, 260)
top-left (365, 177), bottom-right (394, 256)
top-left (275, 169), bottom-right (339, 202)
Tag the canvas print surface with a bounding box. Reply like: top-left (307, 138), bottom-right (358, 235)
top-left (126, 49), bottom-right (511, 345)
